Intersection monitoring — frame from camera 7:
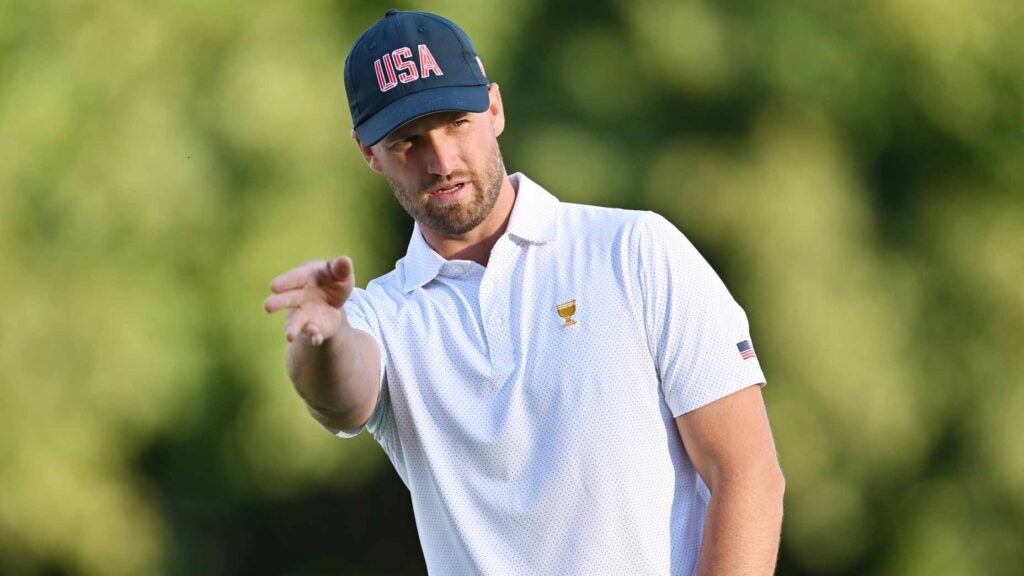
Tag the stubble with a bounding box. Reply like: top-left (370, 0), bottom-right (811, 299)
top-left (386, 140), bottom-right (505, 236)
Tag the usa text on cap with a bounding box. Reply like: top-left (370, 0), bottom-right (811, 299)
top-left (344, 10), bottom-right (490, 146)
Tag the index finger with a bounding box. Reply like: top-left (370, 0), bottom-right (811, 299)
top-left (269, 260), bottom-right (323, 293)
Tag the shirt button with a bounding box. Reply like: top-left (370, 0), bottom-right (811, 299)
top-left (491, 316), bottom-right (502, 328)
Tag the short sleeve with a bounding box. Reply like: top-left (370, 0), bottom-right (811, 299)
top-left (637, 212), bottom-right (766, 417)
top-left (307, 287), bottom-right (388, 438)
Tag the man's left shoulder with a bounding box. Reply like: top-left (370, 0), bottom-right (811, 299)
top-left (558, 201), bottom-right (658, 238)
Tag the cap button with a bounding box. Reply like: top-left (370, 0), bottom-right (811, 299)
top-left (385, 8), bottom-right (398, 16)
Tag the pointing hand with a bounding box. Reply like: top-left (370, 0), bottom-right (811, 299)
top-left (264, 257), bottom-right (355, 346)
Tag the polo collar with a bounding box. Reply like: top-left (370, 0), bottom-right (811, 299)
top-left (400, 225), bottom-right (447, 292)
top-left (505, 172), bottom-right (560, 245)
top-left (399, 171), bottom-right (560, 292)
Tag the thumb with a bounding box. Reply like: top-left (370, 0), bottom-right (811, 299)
top-left (327, 256), bottom-right (354, 284)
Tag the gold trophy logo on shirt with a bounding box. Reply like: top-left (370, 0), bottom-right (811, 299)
top-left (555, 299), bottom-right (577, 327)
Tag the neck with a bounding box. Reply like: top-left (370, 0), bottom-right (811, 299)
top-left (419, 175), bottom-right (517, 266)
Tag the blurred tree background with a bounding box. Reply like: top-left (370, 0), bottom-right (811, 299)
top-left (1, 0), bottom-right (1022, 574)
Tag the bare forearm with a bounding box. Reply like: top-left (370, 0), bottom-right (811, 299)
top-left (697, 471), bottom-right (785, 575)
top-left (265, 257), bottom-right (378, 431)
top-left (286, 322), bottom-right (379, 430)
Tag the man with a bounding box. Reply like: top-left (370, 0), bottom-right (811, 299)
top-left (264, 9), bottom-right (784, 575)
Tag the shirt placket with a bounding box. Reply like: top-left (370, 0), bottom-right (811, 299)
top-left (479, 235), bottom-right (518, 390)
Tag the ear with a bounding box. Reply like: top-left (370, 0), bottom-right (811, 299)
top-left (487, 83), bottom-right (506, 138)
top-left (352, 130), bottom-right (384, 174)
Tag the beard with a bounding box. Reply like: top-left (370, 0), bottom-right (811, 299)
top-left (385, 140), bottom-right (506, 236)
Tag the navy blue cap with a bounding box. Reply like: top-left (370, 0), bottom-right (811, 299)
top-left (345, 10), bottom-right (490, 146)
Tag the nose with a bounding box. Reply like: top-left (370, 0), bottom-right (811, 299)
top-left (424, 133), bottom-right (459, 177)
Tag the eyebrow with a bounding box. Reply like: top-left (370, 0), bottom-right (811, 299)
top-left (382, 129), bottom-right (413, 146)
top-left (383, 111), bottom-right (472, 145)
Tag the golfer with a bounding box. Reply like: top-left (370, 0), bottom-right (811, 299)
top-left (265, 9), bottom-right (784, 575)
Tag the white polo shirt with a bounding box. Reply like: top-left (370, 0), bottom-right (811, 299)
top-left (333, 172), bottom-right (766, 575)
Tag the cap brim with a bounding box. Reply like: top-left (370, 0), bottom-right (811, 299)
top-left (355, 85), bottom-right (490, 146)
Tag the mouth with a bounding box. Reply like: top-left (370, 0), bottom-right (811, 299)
top-left (427, 181), bottom-right (467, 202)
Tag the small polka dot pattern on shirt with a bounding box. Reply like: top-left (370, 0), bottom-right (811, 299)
top-left (327, 173), bottom-right (766, 575)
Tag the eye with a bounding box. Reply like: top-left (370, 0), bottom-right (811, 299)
top-left (389, 136), bottom-right (415, 151)
top-left (452, 117), bottom-right (469, 127)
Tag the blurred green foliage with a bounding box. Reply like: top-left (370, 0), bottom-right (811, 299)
top-left (1, 0), bottom-right (1022, 574)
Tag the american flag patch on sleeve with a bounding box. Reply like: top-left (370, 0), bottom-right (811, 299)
top-left (737, 340), bottom-right (756, 360)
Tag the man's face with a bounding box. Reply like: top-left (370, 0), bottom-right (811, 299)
top-left (360, 86), bottom-right (507, 236)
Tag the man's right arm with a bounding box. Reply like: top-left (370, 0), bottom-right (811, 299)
top-left (264, 257), bottom-right (381, 433)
